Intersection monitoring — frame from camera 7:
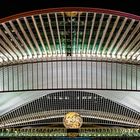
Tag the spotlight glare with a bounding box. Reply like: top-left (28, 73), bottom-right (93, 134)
top-left (63, 54), bottom-right (66, 57)
top-left (77, 54), bottom-right (81, 57)
top-left (87, 54), bottom-right (91, 57)
top-left (58, 54), bottom-right (61, 57)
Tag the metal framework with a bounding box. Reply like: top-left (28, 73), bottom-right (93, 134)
top-left (0, 91), bottom-right (140, 128)
top-left (0, 8), bottom-right (140, 130)
top-left (0, 60), bottom-right (140, 92)
top-left (0, 127), bottom-right (140, 137)
top-left (0, 8), bottom-right (140, 65)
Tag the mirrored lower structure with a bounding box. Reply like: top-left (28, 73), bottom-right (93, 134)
top-left (0, 91), bottom-right (140, 138)
top-left (0, 7), bottom-right (140, 139)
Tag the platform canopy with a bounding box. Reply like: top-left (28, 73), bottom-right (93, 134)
top-left (0, 8), bottom-right (140, 65)
top-left (0, 8), bottom-right (140, 128)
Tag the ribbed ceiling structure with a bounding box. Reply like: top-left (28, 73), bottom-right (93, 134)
top-left (0, 91), bottom-right (140, 128)
top-left (0, 8), bottom-right (140, 65)
top-left (0, 8), bottom-right (140, 131)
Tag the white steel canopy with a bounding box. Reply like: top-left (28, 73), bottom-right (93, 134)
top-left (0, 8), bottom-right (140, 65)
top-left (0, 8), bottom-right (140, 128)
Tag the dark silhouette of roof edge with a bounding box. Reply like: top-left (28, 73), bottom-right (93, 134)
top-left (0, 7), bottom-right (140, 23)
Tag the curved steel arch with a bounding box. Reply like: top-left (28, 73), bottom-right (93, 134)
top-left (1, 7), bottom-right (140, 23)
top-left (0, 7), bottom-right (140, 65)
top-left (0, 91), bottom-right (140, 128)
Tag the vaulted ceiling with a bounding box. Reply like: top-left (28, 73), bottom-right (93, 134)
top-left (0, 8), bottom-right (140, 65)
top-left (0, 8), bottom-right (140, 129)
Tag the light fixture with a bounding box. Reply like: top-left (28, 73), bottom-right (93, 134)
top-left (63, 54), bottom-right (66, 57)
top-left (77, 54), bottom-right (81, 57)
top-left (58, 53), bottom-right (61, 57)
top-left (53, 53), bottom-right (57, 57)
top-left (43, 55), bottom-right (46, 58)
top-left (63, 112), bottom-right (83, 129)
top-left (38, 54), bottom-right (42, 58)
top-left (87, 54), bottom-right (91, 57)
top-left (112, 54), bottom-right (116, 58)
top-left (65, 12), bottom-right (78, 17)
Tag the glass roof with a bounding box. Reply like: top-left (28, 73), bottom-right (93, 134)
top-left (0, 8), bottom-right (140, 65)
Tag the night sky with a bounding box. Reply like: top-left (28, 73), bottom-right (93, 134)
top-left (0, 0), bottom-right (140, 19)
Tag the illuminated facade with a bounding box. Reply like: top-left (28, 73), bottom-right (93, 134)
top-left (0, 8), bottom-right (140, 138)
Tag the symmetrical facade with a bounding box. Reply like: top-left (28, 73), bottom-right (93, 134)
top-left (0, 8), bottom-right (140, 137)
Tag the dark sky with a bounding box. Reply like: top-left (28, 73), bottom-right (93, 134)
top-left (0, 0), bottom-right (140, 19)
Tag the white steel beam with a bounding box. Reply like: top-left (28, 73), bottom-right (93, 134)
top-left (102, 16), bottom-right (120, 55)
top-left (0, 29), bottom-right (22, 59)
top-left (55, 13), bottom-right (62, 54)
top-left (2, 23), bottom-right (27, 58)
top-left (47, 13), bottom-right (57, 54)
top-left (81, 13), bottom-right (88, 53)
top-left (124, 32), bottom-right (140, 58)
top-left (113, 19), bottom-right (135, 55)
top-left (9, 21), bottom-right (32, 58)
top-left (108, 18), bottom-right (127, 55)
top-left (86, 13), bottom-right (96, 54)
top-left (16, 19), bottom-right (37, 56)
top-left (119, 22), bottom-right (140, 55)
top-left (31, 16), bottom-right (47, 55)
top-left (24, 17), bottom-right (42, 56)
top-left (39, 14), bottom-right (52, 55)
top-left (0, 44), bottom-right (13, 61)
top-left (97, 15), bottom-right (112, 54)
top-left (0, 38), bottom-right (18, 60)
top-left (92, 14), bottom-right (104, 54)
top-left (76, 12), bottom-right (81, 54)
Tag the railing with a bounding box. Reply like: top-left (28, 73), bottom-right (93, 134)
top-left (0, 127), bottom-right (139, 137)
top-left (0, 59), bottom-right (140, 92)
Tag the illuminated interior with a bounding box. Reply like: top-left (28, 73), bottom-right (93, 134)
top-left (0, 8), bottom-right (140, 138)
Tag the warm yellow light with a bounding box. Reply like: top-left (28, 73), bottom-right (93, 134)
top-left (65, 12), bottom-right (78, 17)
top-left (63, 112), bottom-right (83, 129)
